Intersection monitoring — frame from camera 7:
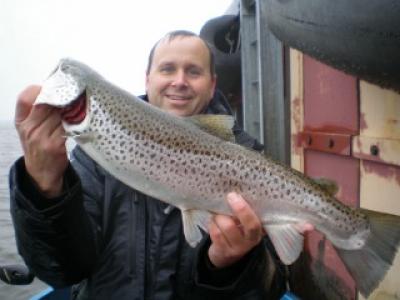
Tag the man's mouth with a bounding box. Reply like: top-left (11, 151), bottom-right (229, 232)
top-left (166, 94), bottom-right (192, 103)
top-left (60, 92), bottom-right (87, 124)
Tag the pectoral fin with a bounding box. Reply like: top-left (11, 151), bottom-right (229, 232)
top-left (265, 224), bottom-right (305, 265)
top-left (181, 209), bottom-right (212, 247)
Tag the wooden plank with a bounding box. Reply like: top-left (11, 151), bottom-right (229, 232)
top-left (360, 81), bottom-right (400, 139)
top-left (294, 55), bottom-right (360, 300)
top-left (359, 161), bottom-right (400, 300)
top-left (358, 80), bottom-right (400, 300)
top-left (352, 135), bottom-right (400, 167)
top-left (303, 55), bottom-right (358, 134)
top-left (299, 131), bottom-right (352, 156)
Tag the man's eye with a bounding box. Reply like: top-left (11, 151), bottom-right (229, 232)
top-left (187, 68), bottom-right (201, 76)
top-left (160, 66), bottom-right (174, 73)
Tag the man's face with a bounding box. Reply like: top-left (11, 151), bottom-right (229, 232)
top-left (146, 36), bottom-right (216, 117)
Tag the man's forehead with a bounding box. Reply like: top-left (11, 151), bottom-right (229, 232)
top-left (153, 36), bottom-right (209, 60)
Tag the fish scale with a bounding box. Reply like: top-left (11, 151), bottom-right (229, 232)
top-left (34, 58), bottom-right (400, 298)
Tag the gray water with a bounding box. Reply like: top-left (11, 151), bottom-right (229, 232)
top-left (0, 121), bottom-right (48, 300)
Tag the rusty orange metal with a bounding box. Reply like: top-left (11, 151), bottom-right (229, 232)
top-left (299, 131), bottom-right (352, 156)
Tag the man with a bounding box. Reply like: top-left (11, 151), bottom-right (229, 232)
top-left (10, 31), bottom-right (285, 299)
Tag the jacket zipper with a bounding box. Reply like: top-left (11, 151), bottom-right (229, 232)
top-left (128, 192), bottom-right (137, 277)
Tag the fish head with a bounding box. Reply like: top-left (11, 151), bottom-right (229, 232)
top-left (34, 58), bottom-right (94, 137)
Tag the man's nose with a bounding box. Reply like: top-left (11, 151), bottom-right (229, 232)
top-left (171, 70), bottom-right (188, 87)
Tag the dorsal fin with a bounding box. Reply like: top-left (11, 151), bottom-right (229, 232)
top-left (312, 178), bottom-right (339, 196)
top-left (186, 114), bottom-right (235, 142)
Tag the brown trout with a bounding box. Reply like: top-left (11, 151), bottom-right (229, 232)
top-left (34, 58), bottom-right (400, 297)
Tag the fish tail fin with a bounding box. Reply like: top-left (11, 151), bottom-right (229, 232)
top-left (335, 209), bottom-right (400, 298)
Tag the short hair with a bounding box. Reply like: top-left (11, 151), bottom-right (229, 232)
top-left (146, 30), bottom-right (216, 76)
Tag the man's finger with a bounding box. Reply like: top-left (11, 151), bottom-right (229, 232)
top-left (209, 215), bottom-right (233, 248)
top-left (15, 85), bottom-right (41, 124)
top-left (227, 192), bottom-right (263, 242)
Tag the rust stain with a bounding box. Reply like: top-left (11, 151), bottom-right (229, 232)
top-left (291, 97), bottom-right (303, 156)
top-left (359, 112), bottom-right (368, 131)
top-left (362, 161), bottom-right (400, 186)
top-left (292, 133), bottom-right (303, 156)
top-left (304, 124), bottom-right (358, 135)
top-left (292, 97), bottom-right (302, 132)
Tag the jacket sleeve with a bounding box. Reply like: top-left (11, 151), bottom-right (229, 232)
top-left (9, 148), bottom-right (104, 288)
top-left (185, 237), bottom-right (286, 300)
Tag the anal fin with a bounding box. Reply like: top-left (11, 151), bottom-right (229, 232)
top-left (265, 223), bottom-right (306, 265)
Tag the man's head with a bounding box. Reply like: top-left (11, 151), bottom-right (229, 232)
top-left (145, 30), bottom-right (217, 117)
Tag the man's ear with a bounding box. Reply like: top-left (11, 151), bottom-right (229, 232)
top-left (145, 74), bottom-right (150, 92)
top-left (210, 74), bottom-right (217, 96)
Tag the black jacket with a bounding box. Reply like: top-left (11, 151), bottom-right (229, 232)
top-left (9, 92), bottom-right (285, 299)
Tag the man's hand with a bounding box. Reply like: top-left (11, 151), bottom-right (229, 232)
top-left (208, 192), bottom-right (264, 268)
top-left (15, 85), bottom-right (68, 198)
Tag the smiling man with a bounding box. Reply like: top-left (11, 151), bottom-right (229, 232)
top-left (146, 31), bottom-right (217, 116)
top-left (9, 30), bottom-right (286, 299)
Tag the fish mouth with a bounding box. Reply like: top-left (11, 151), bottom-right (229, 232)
top-left (60, 92), bottom-right (87, 125)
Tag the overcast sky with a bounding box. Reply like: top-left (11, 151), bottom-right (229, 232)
top-left (0, 0), bottom-right (233, 121)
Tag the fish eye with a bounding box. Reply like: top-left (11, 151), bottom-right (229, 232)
top-left (61, 65), bottom-right (70, 72)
